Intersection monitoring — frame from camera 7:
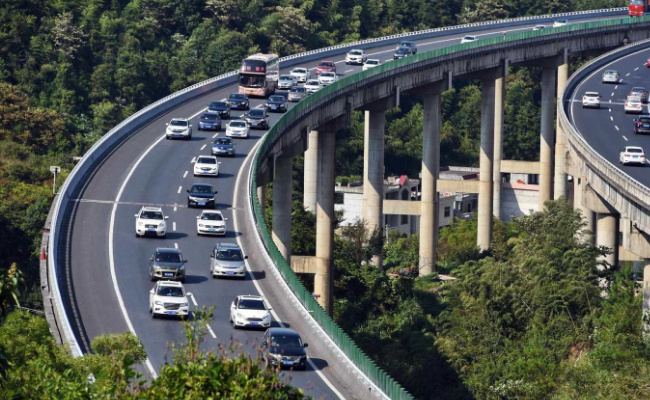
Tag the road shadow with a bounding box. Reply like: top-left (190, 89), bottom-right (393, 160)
top-left (183, 274), bottom-right (209, 284)
top-left (307, 357), bottom-right (328, 371)
top-left (164, 232), bottom-right (188, 240)
top-left (189, 135), bottom-right (208, 141)
top-left (270, 320), bottom-right (289, 328)
top-left (248, 270), bottom-right (266, 281)
top-left (216, 172), bottom-right (235, 179)
top-left (223, 230), bottom-right (242, 238)
top-left (214, 202), bottom-right (232, 209)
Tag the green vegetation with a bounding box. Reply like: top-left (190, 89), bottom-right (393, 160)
top-left (0, 308), bottom-right (306, 399)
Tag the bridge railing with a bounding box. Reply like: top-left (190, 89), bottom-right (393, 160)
top-left (45, 5), bottom-right (629, 396)
top-left (250, 15), bottom-right (650, 400)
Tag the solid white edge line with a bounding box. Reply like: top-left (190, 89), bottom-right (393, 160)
top-left (232, 140), bottom-right (346, 400)
top-left (189, 293), bottom-right (198, 307)
top-left (108, 135), bottom-right (166, 379)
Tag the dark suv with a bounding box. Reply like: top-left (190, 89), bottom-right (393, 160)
top-left (227, 93), bottom-right (250, 110)
top-left (393, 41), bottom-right (417, 59)
top-left (149, 248), bottom-right (187, 282)
top-left (634, 115), bottom-right (650, 135)
top-left (242, 108), bottom-right (270, 129)
top-left (186, 183), bottom-right (217, 208)
top-left (261, 328), bottom-right (308, 370)
top-left (208, 101), bottom-right (231, 119)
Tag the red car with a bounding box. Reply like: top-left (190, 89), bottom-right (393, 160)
top-left (646, 58), bottom-right (650, 67)
top-left (315, 61), bottom-right (336, 75)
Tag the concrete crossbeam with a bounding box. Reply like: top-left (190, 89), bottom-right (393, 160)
top-left (383, 200), bottom-right (421, 216)
top-left (437, 179), bottom-right (480, 194)
top-left (500, 160), bottom-right (541, 175)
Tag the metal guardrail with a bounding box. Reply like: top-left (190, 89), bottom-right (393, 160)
top-left (560, 37), bottom-right (650, 229)
top-left (249, 16), bottom-right (650, 400)
top-left (46, 5), bottom-right (628, 396)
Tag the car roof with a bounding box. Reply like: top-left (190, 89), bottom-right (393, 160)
top-left (632, 87), bottom-right (646, 90)
top-left (170, 118), bottom-right (189, 121)
top-left (229, 93), bottom-right (246, 97)
top-left (201, 112), bottom-right (220, 116)
top-left (141, 206), bottom-right (163, 212)
top-left (319, 61), bottom-right (334, 64)
top-left (238, 294), bottom-right (264, 300)
top-left (604, 70), bottom-right (617, 73)
top-left (202, 209), bottom-right (223, 215)
top-left (267, 327), bottom-right (301, 336)
top-left (349, 48), bottom-right (363, 52)
top-left (197, 155), bottom-right (217, 160)
top-left (584, 92), bottom-right (599, 95)
top-left (156, 247), bottom-right (181, 253)
top-left (217, 242), bottom-right (241, 249)
top-left (158, 280), bottom-right (184, 287)
top-left (627, 95), bottom-right (642, 100)
top-left (626, 146), bottom-right (644, 150)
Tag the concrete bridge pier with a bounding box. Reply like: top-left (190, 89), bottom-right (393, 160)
top-left (304, 130), bottom-right (319, 213)
top-left (573, 176), bottom-right (595, 242)
top-left (257, 185), bottom-right (266, 211)
top-left (554, 51), bottom-right (569, 200)
top-left (596, 213), bottom-right (619, 269)
top-left (493, 66), bottom-right (506, 220)
top-left (314, 128), bottom-right (336, 315)
top-left (272, 155), bottom-right (293, 263)
top-left (478, 76), bottom-right (496, 251)
top-left (539, 67), bottom-right (557, 209)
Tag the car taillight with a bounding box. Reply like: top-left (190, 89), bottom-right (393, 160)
top-left (625, 154), bottom-right (630, 157)
top-left (583, 96), bottom-right (586, 101)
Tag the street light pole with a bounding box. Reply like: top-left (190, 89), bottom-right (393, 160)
top-left (50, 166), bottom-right (61, 195)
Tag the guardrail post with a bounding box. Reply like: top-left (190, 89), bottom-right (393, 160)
top-left (304, 130), bottom-right (319, 213)
top-left (539, 67), bottom-right (557, 209)
top-left (315, 128), bottom-right (336, 314)
top-left (272, 155), bottom-right (293, 263)
top-left (478, 76), bottom-right (496, 251)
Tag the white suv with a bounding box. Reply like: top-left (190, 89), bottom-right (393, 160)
top-left (582, 92), bottom-right (600, 108)
top-left (290, 67), bottom-right (309, 83)
top-left (345, 49), bottom-right (367, 65)
top-left (149, 280), bottom-right (191, 318)
top-left (135, 206), bottom-right (168, 237)
top-left (620, 146), bottom-right (646, 166)
top-left (230, 295), bottom-right (272, 329)
top-left (165, 118), bottom-right (192, 140)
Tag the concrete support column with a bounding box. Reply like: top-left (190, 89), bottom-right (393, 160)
top-left (596, 213), bottom-right (619, 269)
top-left (554, 62), bottom-right (569, 200)
top-left (573, 176), bottom-right (595, 243)
top-left (272, 156), bottom-right (293, 263)
top-left (478, 78), bottom-right (495, 251)
top-left (419, 93), bottom-right (441, 275)
top-left (257, 185), bottom-right (266, 210)
top-left (362, 110), bottom-right (385, 269)
top-left (304, 130), bottom-right (319, 213)
top-left (493, 74), bottom-right (505, 220)
top-left (641, 258), bottom-right (650, 340)
top-left (314, 130), bottom-right (335, 315)
top-left (539, 67), bottom-right (556, 209)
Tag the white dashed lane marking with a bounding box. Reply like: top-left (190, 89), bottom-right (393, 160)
top-left (610, 116), bottom-right (614, 121)
top-left (611, 92), bottom-right (615, 97)
top-left (177, 186), bottom-right (182, 194)
top-left (200, 144), bottom-right (206, 150)
top-left (635, 67), bottom-right (640, 71)
top-left (172, 222), bottom-right (176, 231)
top-left (623, 135), bottom-right (629, 141)
top-left (615, 85), bottom-right (618, 89)
top-left (212, 133), bottom-right (219, 138)
top-left (206, 323), bottom-right (217, 339)
top-left (191, 157), bottom-right (196, 163)
top-left (626, 72), bottom-right (631, 77)
top-left (189, 293), bottom-right (198, 306)
top-left (173, 206), bottom-right (177, 212)
top-left (174, 242), bottom-right (178, 249)
top-left (615, 125), bottom-right (620, 131)
top-left (183, 171), bottom-right (188, 178)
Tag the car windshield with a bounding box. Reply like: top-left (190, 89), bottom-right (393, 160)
top-left (140, 211), bottom-right (163, 220)
top-left (229, 94), bottom-right (246, 100)
top-left (214, 138), bottom-right (232, 145)
top-left (291, 87), bottom-right (306, 93)
top-left (201, 114), bottom-right (219, 120)
top-left (191, 185), bottom-right (213, 194)
top-left (156, 286), bottom-right (184, 297)
top-left (216, 248), bottom-right (243, 260)
top-left (628, 148), bottom-right (643, 153)
top-left (319, 62), bottom-right (333, 67)
top-left (349, 50), bottom-right (362, 55)
top-left (238, 299), bottom-right (266, 310)
top-left (230, 121), bottom-right (247, 128)
top-left (292, 68), bottom-right (307, 74)
top-left (170, 120), bottom-right (188, 126)
top-left (210, 102), bottom-right (227, 109)
top-left (155, 252), bottom-right (181, 262)
top-left (307, 80), bottom-right (319, 85)
top-left (249, 110), bottom-right (265, 117)
top-left (632, 88), bottom-right (646, 93)
top-left (397, 46), bottom-right (409, 51)
top-left (240, 74), bottom-right (266, 87)
top-left (585, 93), bottom-right (598, 97)
top-left (197, 157), bottom-right (216, 164)
top-left (270, 334), bottom-right (303, 348)
top-left (321, 72), bottom-right (334, 78)
top-left (280, 75), bottom-right (292, 80)
top-left (201, 212), bottom-right (223, 221)
top-left (269, 96), bottom-right (284, 102)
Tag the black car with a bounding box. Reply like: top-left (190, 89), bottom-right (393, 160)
top-left (399, 40), bottom-right (417, 53)
top-left (227, 93), bottom-right (250, 110)
top-left (198, 112), bottom-right (222, 131)
top-left (242, 108), bottom-right (270, 129)
top-left (186, 183), bottom-right (217, 208)
top-left (265, 95), bottom-right (287, 113)
top-left (261, 328), bottom-right (308, 370)
top-left (208, 101), bottom-right (230, 119)
top-left (211, 137), bottom-right (235, 156)
top-left (634, 115), bottom-right (650, 134)
top-left (393, 46), bottom-right (411, 59)
top-left (149, 248), bottom-right (187, 282)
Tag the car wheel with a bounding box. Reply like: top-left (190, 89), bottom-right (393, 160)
top-left (136, 232), bottom-right (140, 238)
top-left (187, 201), bottom-right (192, 208)
top-left (180, 277), bottom-right (186, 283)
top-left (162, 233), bottom-right (166, 239)
top-left (151, 310), bottom-right (157, 319)
top-left (198, 126), bottom-right (202, 131)
top-left (166, 135), bottom-right (171, 140)
top-left (150, 274), bottom-right (155, 282)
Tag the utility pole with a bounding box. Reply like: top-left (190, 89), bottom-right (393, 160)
top-left (50, 166), bottom-right (61, 194)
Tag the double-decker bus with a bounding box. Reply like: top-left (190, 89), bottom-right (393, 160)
top-left (630, 0), bottom-right (650, 16)
top-left (239, 54), bottom-right (279, 97)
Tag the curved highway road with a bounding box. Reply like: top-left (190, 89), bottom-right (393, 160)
top-left (570, 47), bottom-right (650, 185)
top-left (63, 14), bottom-right (620, 399)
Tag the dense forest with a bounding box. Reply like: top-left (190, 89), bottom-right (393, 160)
top-left (0, 0), bottom-right (638, 398)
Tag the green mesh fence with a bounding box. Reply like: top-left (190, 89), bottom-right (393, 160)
top-left (250, 16), bottom-right (650, 400)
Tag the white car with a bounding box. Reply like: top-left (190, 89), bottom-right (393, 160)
top-left (277, 74), bottom-right (296, 90)
top-left (363, 59), bottom-right (381, 71)
top-left (165, 118), bottom-right (192, 140)
top-left (532, 25), bottom-right (546, 31)
top-left (619, 146), bottom-right (646, 165)
top-left (602, 70), bottom-right (620, 84)
top-left (290, 67), bottom-right (309, 83)
top-left (226, 120), bottom-right (250, 138)
top-left (149, 280), bottom-right (191, 318)
top-left (625, 96), bottom-right (644, 114)
top-left (318, 72), bottom-right (338, 86)
top-left (345, 49), bottom-right (367, 65)
top-left (582, 92), bottom-right (600, 108)
top-left (304, 79), bottom-right (321, 94)
top-left (553, 19), bottom-right (569, 28)
top-left (193, 155), bottom-right (220, 177)
top-left (460, 35), bottom-right (476, 44)
top-left (196, 210), bottom-right (227, 236)
top-left (230, 295), bottom-right (272, 329)
top-left (135, 206), bottom-right (168, 237)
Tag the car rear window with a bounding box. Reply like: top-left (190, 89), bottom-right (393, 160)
top-left (201, 114), bottom-right (219, 120)
top-left (197, 157), bottom-right (216, 164)
top-left (269, 96), bottom-right (284, 102)
top-left (210, 102), bottom-right (227, 108)
top-left (201, 212), bottom-right (223, 221)
top-left (291, 86), bottom-right (306, 93)
top-left (230, 121), bottom-right (247, 127)
top-left (191, 185), bottom-right (213, 194)
top-left (628, 148), bottom-right (643, 153)
top-left (155, 252), bottom-right (181, 262)
top-left (238, 299), bottom-right (266, 310)
top-left (214, 138), bottom-right (232, 145)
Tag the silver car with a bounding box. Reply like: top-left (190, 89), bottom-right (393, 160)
top-left (288, 86), bottom-right (306, 102)
top-left (210, 243), bottom-right (247, 279)
top-left (602, 70), bottom-right (620, 84)
top-left (277, 74), bottom-right (296, 90)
